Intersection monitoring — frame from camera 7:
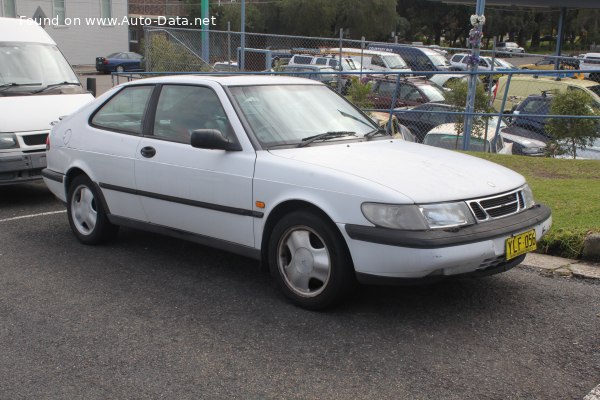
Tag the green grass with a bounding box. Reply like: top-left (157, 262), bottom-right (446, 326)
top-left (469, 153), bottom-right (600, 259)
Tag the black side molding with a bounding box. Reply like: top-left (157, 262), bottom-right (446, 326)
top-left (41, 168), bottom-right (64, 183)
top-left (108, 215), bottom-right (261, 260)
top-left (99, 182), bottom-right (264, 218)
top-left (346, 204), bottom-right (551, 249)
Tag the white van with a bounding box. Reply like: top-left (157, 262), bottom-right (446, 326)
top-left (323, 48), bottom-right (412, 73)
top-left (0, 17), bottom-right (94, 185)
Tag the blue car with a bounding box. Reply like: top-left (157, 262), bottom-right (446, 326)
top-left (96, 52), bottom-right (143, 73)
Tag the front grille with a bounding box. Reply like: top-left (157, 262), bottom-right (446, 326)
top-left (468, 189), bottom-right (523, 221)
top-left (22, 133), bottom-right (48, 146)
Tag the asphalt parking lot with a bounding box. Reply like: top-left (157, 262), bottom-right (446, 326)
top-left (1, 181), bottom-right (599, 399)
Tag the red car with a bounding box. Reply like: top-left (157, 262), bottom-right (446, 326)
top-left (366, 76), bottom-right (447, 109)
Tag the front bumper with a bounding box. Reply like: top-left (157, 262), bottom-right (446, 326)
top-left (340, 204), bottom-right (552, 281)
top-left (0, 151), bottom-right (47, 185)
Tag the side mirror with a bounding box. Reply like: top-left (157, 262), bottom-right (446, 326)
top-left (190, 129), bottom-right (241, 151)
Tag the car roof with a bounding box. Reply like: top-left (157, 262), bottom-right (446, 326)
top-left (0, 17), bottom-right (55, 44)
top-left (124, 75), bottom-right (323, 87)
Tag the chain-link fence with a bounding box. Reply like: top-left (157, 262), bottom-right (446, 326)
top-left (129, 27), bottom-right (600, 159)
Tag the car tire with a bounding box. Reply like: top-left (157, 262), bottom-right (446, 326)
top-left (116, 65), bottom-right (125, 73)
top-left (268, 210), bottom-right (355, 310)
top-left (67, 175), bottom-right (118, 245)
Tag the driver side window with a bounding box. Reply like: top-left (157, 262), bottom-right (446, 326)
top-left (153, 85), bottom-right (232, 143)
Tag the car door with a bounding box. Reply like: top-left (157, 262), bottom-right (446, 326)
top-left (86, 84), bottom-right (154, 221)
top-left (134, 84), bottom-right (256, 247)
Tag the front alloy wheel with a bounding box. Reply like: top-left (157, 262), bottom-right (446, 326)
top-left (277, 226), bottom-right (332, 298)
top-left (268, 210), bottom-right (355, 309)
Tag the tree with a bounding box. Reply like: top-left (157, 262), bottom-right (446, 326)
top-left (546, 90), bottom-right (600, 159)
top-left (444, 79), bottom-right (496, 150)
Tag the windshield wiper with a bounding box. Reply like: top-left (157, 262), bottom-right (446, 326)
top-left (0, 82), bottom-right (42, 92)
top-left (364, 127), bottom-right (391, 140)
top-left (298, 131), bottom-right (357, 148)
top-left (32, 81), bottom-right (81, 94)
top-left (338, 109), bottom-right (375, 129)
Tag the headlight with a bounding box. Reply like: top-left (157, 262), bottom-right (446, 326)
top-left (0, 133), bottom-right (18, 149)
top-left (521, 184), bottom-right (535, 208)
top-left (361, 203), bottom-right (428, 230)
top-left (419, 202), bottom-right (476, 229)
top-left (361, 202), bottom-right (475, 230)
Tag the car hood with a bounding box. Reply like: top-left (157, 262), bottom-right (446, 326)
top-left (0, 93), bottom-right (94, 132)
top-left (268, 140), bottom-right (525, 203)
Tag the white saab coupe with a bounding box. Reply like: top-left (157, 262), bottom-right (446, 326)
top-left (43, 75), bottom-right (552, 309)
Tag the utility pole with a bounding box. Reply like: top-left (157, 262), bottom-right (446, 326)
top-left (240, 0), bottom-right (246, 71)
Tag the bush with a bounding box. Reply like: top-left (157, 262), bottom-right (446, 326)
top-left (145, 34), bottom-right (211, 73)
top-left (347, 77), bottom-right (373, 109)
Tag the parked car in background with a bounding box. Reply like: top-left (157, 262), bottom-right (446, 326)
top-left (368, 43), bottom-right (451, 73)
top-left (96, 52), bottom-right (144, 73)
top-left (496, 42), bottom-right (525, 56)
top-left (423, 122), bottom-right (509, 153)
top-left (579, 53), bottom-right (600, 82)
top-left (494, 58), bottom-right (517, 69)
top-left (367, 112), bottom-right (417, 142)
top-left (449, 53), bottom-right (511, 72)
top-left (394, 103), bottom-right (460, 142)
top-left (366, 76), bottom-right (446, 109)
top-left (520, 58), bottom-right (556, 70)
top-left (42, 75), bottom-right (551, 309)
top-left (428, 74), bottom-right (470, 89)
top-left (0, 17), bottom-right (94, 185)
top-left (280, 65), bottom-right (338, 88)
top-left (492, 75), bottom-right (600, 112)
top-left (323, 48), bottom-right (411, 74)
top-left (213, 61), bottom-right (239, 72)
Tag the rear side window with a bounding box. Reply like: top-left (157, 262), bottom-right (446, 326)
top-left (451, 54), bottom-right (463, 63)
top-left (91, 86), bottom-right (154, 134)
top-left (292, 56), bottom-right (312, 64)
top-left (314, 58), bottom-right (327, 65)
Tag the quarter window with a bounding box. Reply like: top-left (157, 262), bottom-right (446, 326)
top-left (91, 86), bottom-right (154, 134)
top-left (153, 85), bottom-right (232, 143)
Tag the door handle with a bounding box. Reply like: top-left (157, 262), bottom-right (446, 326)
top-left (140, 146), bottom-right (156, 158)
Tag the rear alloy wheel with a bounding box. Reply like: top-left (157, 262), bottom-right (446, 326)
top-left (268, 210), bottom-right (355, 310)
top-left (67, 175), bottom-right (118, 244)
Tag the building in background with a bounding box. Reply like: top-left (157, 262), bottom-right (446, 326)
top-left (0, 0), bottom-right (128, 65)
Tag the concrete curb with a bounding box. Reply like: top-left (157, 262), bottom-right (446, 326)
top-left (520, 253), bottom-right (600, 280)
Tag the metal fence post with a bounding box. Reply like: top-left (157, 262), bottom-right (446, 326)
top-left (360, 36), bottom-right (365, 79)
top-left (463, 0), bottom-right (486, 151)
top-left (491, 72), bottom-right (513, 150)
top-left (387, 74), bottom-right (401, 134)
top-left (144, 26), bottom-right (151, 72)
top-left (338, 28), bottom-right (343, 94)
top-left (227, 21), bottom-right (231, 68)
top-left (240, 0), bottom-right (246, 71)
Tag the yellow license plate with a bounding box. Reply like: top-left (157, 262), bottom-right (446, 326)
top-left (506, 229), bottom-right (537, 260)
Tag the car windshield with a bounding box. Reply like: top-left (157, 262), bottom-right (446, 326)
top-left (429, 54), bottom-right (450, 66)
top-left (0, 42), bottom-right (80, 93)
top-left (229, 84), bottom-right (377, 148)
top-left (383, 54), bottom-right (408, 69)
top-left (418, 84), bottom-right (446, 102)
